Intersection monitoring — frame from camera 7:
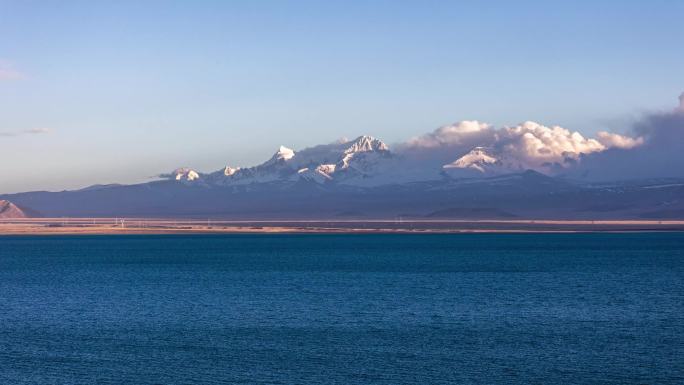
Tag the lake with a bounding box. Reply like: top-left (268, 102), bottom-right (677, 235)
top-left (1, 233), bottom-right (683, 384)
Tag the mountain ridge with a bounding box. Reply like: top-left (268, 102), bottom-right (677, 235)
top-left (2, 131), bottom-right (682, 220)
top-left (2, 171), bottom-right (683, 220)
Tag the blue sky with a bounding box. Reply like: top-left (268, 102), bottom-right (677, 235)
top-left (1, 0), bottom-right (683, 193)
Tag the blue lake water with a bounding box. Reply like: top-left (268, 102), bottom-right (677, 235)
top-left (1, 233), bottom-right (683, 384)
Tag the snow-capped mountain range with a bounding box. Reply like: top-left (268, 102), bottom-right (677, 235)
top-left (162, 134), bottom-right (578, 187)
top-left (167, 135), bottom-right (397, 187)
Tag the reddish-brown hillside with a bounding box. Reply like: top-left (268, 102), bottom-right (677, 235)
top-left (0, 200), bottom-right (29, 218)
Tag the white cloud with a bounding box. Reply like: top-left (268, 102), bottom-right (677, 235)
top-left (501, 121), bottom-right (606, 167)
top-left (23, 127), bottom-right (51, 134)
top-left (405, 121), bottom-right (492, 148)
top-left (596, 131), bottom-right (644, 149)
top-left (400, 119), bottom-right (643, 172)
top-left (0, 128), bottom-right (51, 137)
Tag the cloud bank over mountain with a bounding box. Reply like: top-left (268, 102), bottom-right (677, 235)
top-left (397, 119), bottom-right (640, 176)
top-left (392, 94), bottom-right (684, 180)
top-left (574, 94), bottom-right (684, 180)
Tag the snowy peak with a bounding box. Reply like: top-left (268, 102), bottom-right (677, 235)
top-left (344, 135), bottom-right (389, 154)
top-left (338, 136), bottom-right (391, 172)
top-left (272, 146), bottom-right (295, 161)
top-left (444, 147), bottom-right (501, 173)
top-left (258, 145), bottom-right (296, 169)
top-left (223, 166), bottom-right (240, 176)
top-left (170, 168), bottom-right (201, 182)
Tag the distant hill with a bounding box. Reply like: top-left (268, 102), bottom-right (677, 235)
top-left (2, 172), bottom-right (684, 220)
top-left (0, 200), bottom-right (30, 218)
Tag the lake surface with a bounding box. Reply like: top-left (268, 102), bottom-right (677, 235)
top-left (1, 233), bottom-right (683, 384)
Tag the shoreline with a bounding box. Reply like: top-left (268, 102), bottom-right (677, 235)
top-left (2, 218), bottom-right (684, 235)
